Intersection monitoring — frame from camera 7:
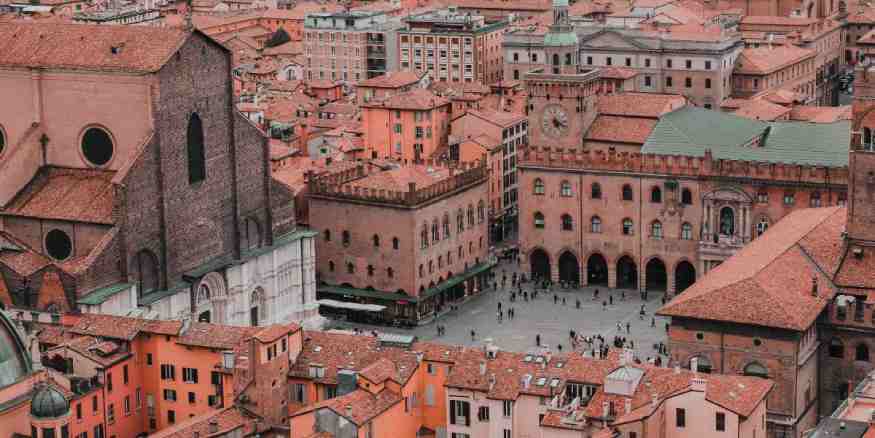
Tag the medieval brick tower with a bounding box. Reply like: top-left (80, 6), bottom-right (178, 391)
top-left (848, 59), bottom-right (875, 243)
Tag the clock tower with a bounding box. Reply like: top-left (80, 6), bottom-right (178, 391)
top-left (524, 0), bottom-right (602, 149)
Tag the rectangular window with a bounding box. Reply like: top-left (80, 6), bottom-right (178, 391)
top-left (107, 404), bottom-right (115, 424)
top-left (123, 365), bottom-right (129, 385)
top-left (705, 78), bottom-right (712, 89)
top-left (160, 364), bottom-right (175, 381)
top-left (686, 59), bottom-right (692, 69)
top-left (677, 408), bottom-right (686, 428)
top-left (666, 76), bottom-right (673, 87)
top-left (606, 56), bottom-right (612, 66)
top-left (685, 77), bottom-right (692, 88)
top-left (644, 76), bottom-right (652, 87)
top-left (146, 353), bottom-right (152, 366)
top-left (478, 406), bottom-right (490, 421)
top-left (625, 57), bottom-right (632, 66)
top-left (716, 412), bottom-right (726, 431)
top-left (168, 410), bottom-right (175, 425)
top-left (292, 384), bottom-right (307, 403)
top-left (136, 388), bottom-right (141, 409)
top-left (106, 373), bottom-right (113, 392)
top-left (705, 60), bottom-right (712, 69)
top-left (163, 389), bottom-right (177, 402)
top-left (182, 368), bottom-right (199, 384)
top-left (503, 400), bottom-right (513, 417)
top-left (503, 430), bottom-right (511, 438)
top-left (188, 392), bottom-right (196, 404)
top-left (645, 58), bottom-right (651, 67)
top-left (394, 124), bottom-right (402, 134)
top-left (667, 59), bottom-right (672, 68)
top-left (123, 397), bottom-right (130, 415)
top-left (76, 403), bottom-right (82, 420)
top-left (92, 396), bottom-right (98, 413)
top-left (94, 425), bottom-right (104, 438)
top-left (587, 56), bottom-right (592, 65)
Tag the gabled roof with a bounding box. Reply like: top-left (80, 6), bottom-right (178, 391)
top-left (641, 106), bottom-right (849, 167)
top-left (0, 22), bottom-right (190, 73)
top-left (291, 388), bottom-right (403, 426)
top-left (357, 71), bottom-right (425, 89)
top-left (3, 167), bottom-right (116, 225)
top-left (658, 207), bottom-right (842, 331)
top-left (735, 45), bottom-right (815, 75)
top-left (70, 313), bottom-right (183, 341)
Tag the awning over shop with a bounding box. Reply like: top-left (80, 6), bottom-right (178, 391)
top-left (317, 260), bottom-right (496, 303)
top-left (317, 299), bottom-right (386, 312)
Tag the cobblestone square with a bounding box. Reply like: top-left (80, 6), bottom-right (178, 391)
top-left (326, 261), bottom-right (672, 362)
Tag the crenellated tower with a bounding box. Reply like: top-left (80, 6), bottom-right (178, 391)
top-left (847, 59), bottom-right (875, 243)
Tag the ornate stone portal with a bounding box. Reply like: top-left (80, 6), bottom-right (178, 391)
top-left (698, 187), bottom-right (753, 274)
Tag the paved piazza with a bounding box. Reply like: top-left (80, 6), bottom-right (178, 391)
top-left (325, 260), bottom-right (672, 363)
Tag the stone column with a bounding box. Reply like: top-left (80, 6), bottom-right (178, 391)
top-left (608, 263), bottom-right (617, 289)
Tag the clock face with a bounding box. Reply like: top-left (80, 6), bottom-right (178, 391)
top-left (541, 104), bottom-right (570, 139)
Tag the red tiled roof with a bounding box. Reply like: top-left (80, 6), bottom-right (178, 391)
top-left (599, 66), bottom-right (639, 80)
top-left (149, 406), bottom-right (252, 438)
top-left (0, 22), bottom-right (189, 73)
top-left (4, 167), bottom-right (116, 225)
top-left (70, 313), bottom-right (182, 341)
top-left (732, 99), bottom-right (792, 121)
top-left (735, 45), bottom-right (815, 75)
top-left (48, 335), bottom-right (130, 367)
top-left (359, 357), bottom-right (400, 384)
top-left (740, 15), bottom-right (818, 26)
top-left (289, 331), bottom-right (420, 385)
top-left (586, 115), bottom-right (657, 144)
top-left (253, 323), bottom-right (300, 343)
top-left (467, 109), bottom-right (526, 128)
top-left (357, 71), bottom-right (425, 88)
top-left (0, 231), bottom-right (53, 276)
top-left (597, 93), bottom-right (686, 118)
top-left (658, 207), bottom-right (843, 330)
top-left (292, 388), bottom-right (403, 425)
top-left (346, 165), bottom-right (451, 193)
top-left (177, 322), bottom-right (260, 350)
top-left (362, 88), bottom-right (450, 111)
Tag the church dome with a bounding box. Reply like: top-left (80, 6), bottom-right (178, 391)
top-left (30, 385), bottom-right (69, 419)
top-left (0, 310), bottom-right (30, 389)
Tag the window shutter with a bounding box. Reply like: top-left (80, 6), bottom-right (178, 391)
top-left (450, 401), bottom-right (457, 425)
top-left (463, 402), bottom-right (470, 426)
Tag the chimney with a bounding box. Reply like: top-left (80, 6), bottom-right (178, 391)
top-left (479, 361), bottom-right (487, 375)
top-left (208, 420), bottom-right (219, 434)
top-left (690, 376), bottom-right (707, 392)
top-left (812, 277), bottom-right (818, 296)
top-left (488, 373), bottom-right (497, 389)
top-left (690, 357), bottom-right (699, 375)
top-left (602, 401), bottom-right (610, 418)
top-left (346, 404), bottom-right (353, 418)
top-left (625, 398), bottom-right (632, 414)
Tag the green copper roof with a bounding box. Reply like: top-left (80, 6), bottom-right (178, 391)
top-left (544, 31), bottom-right (578, 46)
top-left (553, 0), bottom-right (569, 6)
top-left (78, 282), bottom-right (133, 306)
top-left (641, 106), bottom-right (850, 167)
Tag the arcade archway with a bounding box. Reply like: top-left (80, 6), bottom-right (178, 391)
top-left (558, 252), bottom-right (580, 285)
top-left (530, 249), bottom-right (551, 281)
top-left (645, 258), bottom-right (667, 292)
top-left (675, 261), bottom-right (696, 293)
top-left (587, 253), bottom-right (608, 286)
top-left (616, 256), bottom-right (638, 290)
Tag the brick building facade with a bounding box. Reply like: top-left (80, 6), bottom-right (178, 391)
top-left (0, 23), bottom-right (318, 328)
top-left (308, 161), bottom-right (492, 324)
top-left (518, 105), bottom-right (848, 294)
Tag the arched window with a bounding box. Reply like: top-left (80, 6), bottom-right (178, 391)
top-left (681, 222), bottom-right (693, 240)
top-left (477, 201), bottom-right (485, 223)
top-left (342, 230), bottom-right (351, 246)
top-left (590, 216), bottom-right (602, 233)
top-left (650, 186), bottom-right (662, 203)
top-left (346, 262), bottom-right (355, 274)
top-left (250, 288), bottom-right (266, 326)
top-left (756, 216), bottom-right (770, 237)
top-left (392, 237), bottom-right (400, 250)
top-left (135, 249), bottom-right (159, 296)
top-left (743, 362), bottom-right (769, 378)
top-left (0, 125), bottom-right (5, 156)
top-left (560, 181), bottom-right (572, 197)
top-left (431, 220), bottom-right (439, 242)
top-left (457, 209), bottom-right (465, 232)
top-left (420, 224), bottom-right (429, 249)
top-left (651, 221), bottom-right (663, 239)
top-left (810, 191), bottom-right (822, 207)
top-left (622, 218), bottom-right (634, 235)
top-left (591, 183), bottom-right (602, 199)
top-left (829, 338), bottom-right (844, 358)
top-left (681, 188), bottom-right (693, 205)
top-left (387, 267), bottom-right (394, 278)
top-left (373, 234), bottom-right (380, 247)
top-left (187, 113), bottom-right (206, 184)
top-left (857, 343), bottom-right (870, 361)
top-left (440, 214), bottom-right (450, 239)
top-left (323, 230), bottom-right (331, 241)
top-left (534, 178), bottom-right (545, 195)
top-left (552, 53), bottom-right (560, 66)
top-left (565, 53), bottom-right (572, 65)
top-left (328, 261), bottom-right (335, 272)
top-left (367, 265), bottom-right (374, 277)
top-left (438, 256), bottom-right (443, 268)
top-left (561, 214), bottom-right (573, 231)
top-left (534, 212), bottom-right (545, 229)
top-left (622, 184), bottom-right (633, 201)
top-left (418, 264), bottom-right (424, 277)
top-left (467, 205), bottom-right (475, 227)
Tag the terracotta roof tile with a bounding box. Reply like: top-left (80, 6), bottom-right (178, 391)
top-left (362, 88), bottom-right (450, 111)
top-left (0, 22), bottom-right (188, 73)
top-left (289, 331), bottom-right (420, 385)
top-left (467, 109), bottom-right (526, 128)
top-left (732, 99), bottom-right (792, 121)
top-left (253, 323), bottom-right (300, 343)
top-left (36, 270), bottom-right (71, 313)
top-left (49, 335), bottom-right (130, 367)
top-left (4, 167), bottom-right (116, 225)
top-left (357, 71), bottom-right (425, 88)
top-left (658, 207), bottom-right (842, 330)
top-left (345, 165), bottom-right (451, 193)
top-left (149, 406), bottom-right (252, 438)
top-left (292, 388), bottom-right (402, 426)
top-left (735, 45), bottom-right (815, 75)
top-left (0, 231), bottom-right (53, 276)
top-left (70, 313), bottom-right (182, 341)
top-left (597, 93), bottom-right (686, 118)
top-left (586, 116), bottom-right (657, 144)
top-left (789, 105), bottom-right (852, 123)
top-left (177, 322), bottom-right (260, 350)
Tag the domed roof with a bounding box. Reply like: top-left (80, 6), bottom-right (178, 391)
top-left (0, 310), bottom-right (30, 389)
top-left (31, 385), bottom-right (69, 419)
